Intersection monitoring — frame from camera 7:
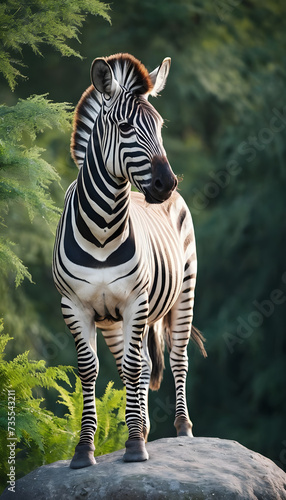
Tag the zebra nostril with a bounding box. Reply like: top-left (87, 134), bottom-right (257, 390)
top-left (154, 179), bottom-right (164, 192)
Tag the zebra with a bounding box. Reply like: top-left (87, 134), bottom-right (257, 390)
top-left (52, 53), bottom-right (206, 469)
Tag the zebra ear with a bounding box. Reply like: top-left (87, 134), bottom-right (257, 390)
top-left (91, 58), bottom-right (120, 101)
top-left (149, 57), bottom-right (171, 97)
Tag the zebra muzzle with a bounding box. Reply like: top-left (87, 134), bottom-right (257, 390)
top-left (145, 155), bottom-right (177, 204)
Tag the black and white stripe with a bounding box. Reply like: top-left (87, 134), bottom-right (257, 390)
top-left (53, 53), bottom-right (206, 468)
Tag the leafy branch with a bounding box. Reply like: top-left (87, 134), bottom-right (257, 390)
top-left (0, 0), bottom-right (111, 89)
top-left (0, 95), bottom-right (73, 285)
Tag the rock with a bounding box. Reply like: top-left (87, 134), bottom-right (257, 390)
top-left (1, 437), bottom-right (286, 499)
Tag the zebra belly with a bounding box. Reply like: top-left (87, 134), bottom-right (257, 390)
top-left (67, 265), bottom-right (140, 315)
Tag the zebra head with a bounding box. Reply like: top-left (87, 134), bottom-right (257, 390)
top-left (90, 54), bottom-right (178, 204)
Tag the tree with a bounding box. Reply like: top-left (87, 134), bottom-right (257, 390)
top-left (0, 0), bottom-right (110, 90)
top-left (0, 95), bottom-right (72, 286)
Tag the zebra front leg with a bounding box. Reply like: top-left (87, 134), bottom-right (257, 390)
top-left (122, 296), bottom-right (149, 462)
top-left (61, 298), bottom-right (98, 469)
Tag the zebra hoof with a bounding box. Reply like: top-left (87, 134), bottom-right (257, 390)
top-left (123, 438), bottom-right (149, 462)
top-left (174, 416), bottom-right (193, 437)
top-left (70, 443), bottom-right (96, 469)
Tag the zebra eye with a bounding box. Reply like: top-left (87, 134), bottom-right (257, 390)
top-left (119, 122), bottom-right (133, 133)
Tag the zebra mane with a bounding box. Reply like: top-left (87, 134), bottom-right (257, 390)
top-left (71, 53), bottom-right (154, 168)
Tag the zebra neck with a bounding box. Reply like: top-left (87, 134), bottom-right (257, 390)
top-left (75, 138), bottom-right (131, 250)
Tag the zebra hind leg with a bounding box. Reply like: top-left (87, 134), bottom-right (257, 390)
top-left (167, 267), bottom-right (196, 438)
top-left (101, 323), bottom-right (124, 383)
top-left (169, 312), bottom-right (194, 438)
top-left (139, 331), bottom-right (152, 442)
top-left (61, 299), bottom-right (98, 469)
top-left (102, 323), bottom-right (150, 459)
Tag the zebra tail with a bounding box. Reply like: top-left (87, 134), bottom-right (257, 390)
top-left (148, 325), bottom-right (165, 391)
top-left (191, 325), bottom-right (207, 358)
top-left (163, 312), bottom-right (207, 358)
top-left (148, 321), bottom-right (207, 391)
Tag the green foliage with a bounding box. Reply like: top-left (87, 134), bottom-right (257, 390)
top-left (0, 238), bottom-right (32, 287)
top-left (0, 0), bottom-right (111, 89)
top-left (0, 332), bottom-right (127, 493)
top-left (0, 94), bottom-right (73, 286)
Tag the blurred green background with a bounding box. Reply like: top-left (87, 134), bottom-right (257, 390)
top-left (1, 0), bottom-right (285, 475)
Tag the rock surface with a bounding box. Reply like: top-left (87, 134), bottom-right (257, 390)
top-left (1, 437), bottom-right (286, 499)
